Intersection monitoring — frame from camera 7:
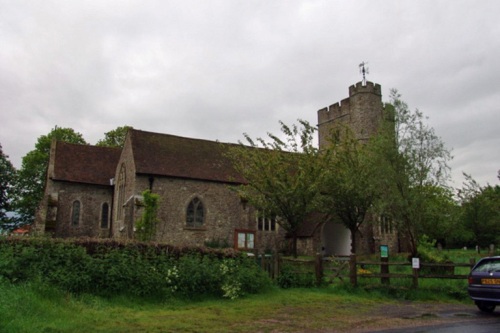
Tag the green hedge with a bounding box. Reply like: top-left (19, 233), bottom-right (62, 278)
top-left (0, 237), bottom-right (271, 299)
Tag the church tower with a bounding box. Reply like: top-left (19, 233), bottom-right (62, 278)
top-left (317, 81), bottom-right (386, 255)
top-left (317, 81), bottom-right (383, 149)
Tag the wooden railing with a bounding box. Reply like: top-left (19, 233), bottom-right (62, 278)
top-left (345, 255), bottom-right (476, 288)
top-left (257, 254), bottom-right (476, 288)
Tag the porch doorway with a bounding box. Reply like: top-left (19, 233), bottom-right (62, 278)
top-left (321, 221), bottom-right (350, 256)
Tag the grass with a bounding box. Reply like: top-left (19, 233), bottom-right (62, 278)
top-left (0, 248), bottom-right (486, 332)
top-left (317, 248), bottom-right (488, 303)
top-left (0, 278), bottom-right (471, 333)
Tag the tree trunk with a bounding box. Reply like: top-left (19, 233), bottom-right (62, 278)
top-left (350, 228), bottom-right (357, 254)
top-left (292, 233), bottom-right (298, 258)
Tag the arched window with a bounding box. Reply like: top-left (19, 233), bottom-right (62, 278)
top-left (116, 164), bottom-right (126, 220)
top-left (186, 197), bottom-right (204, 227)
top-left (101, 203), bottom-right (109, 228)
top-left (71, 200), bottom-right (81, 226)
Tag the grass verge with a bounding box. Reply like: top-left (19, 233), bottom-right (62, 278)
top-left (0, 279), bottom-right (470, 333)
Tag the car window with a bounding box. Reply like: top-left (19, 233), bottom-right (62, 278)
top-left (473, 260), bottom-right (500, 273)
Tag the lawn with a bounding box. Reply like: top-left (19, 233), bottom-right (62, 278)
top-left (0, 244), bottom-right (486, 332)
top-left (0, 280), bottom-right (471, 333)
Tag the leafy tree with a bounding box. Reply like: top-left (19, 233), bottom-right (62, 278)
top-left (458, 173), bottom-right (500, 248)
top-left (96, 125), bottom-right (132, 148)
top-left (372, 90), bottom-right (452, 256)
top-left (319, 124), bottom-right (378, 254)
top-left (15, 126), bottom-right (87, 224)
top-left (417, 185), bottom-right (461, 247)
top-left (0, 144), bottom-right (18, 228)
top-left (227, 120), bottom-right (326, 257)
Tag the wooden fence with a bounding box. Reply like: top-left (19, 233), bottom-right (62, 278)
top-left (257, 254), bottom-right (476, 288)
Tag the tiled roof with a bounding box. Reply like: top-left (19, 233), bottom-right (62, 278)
top-left (52, 141), bottom-right (121, 186)
top-left (296, 212), bottom-right (326, 237)
top-left (129, 129), bottom-right (245, 184)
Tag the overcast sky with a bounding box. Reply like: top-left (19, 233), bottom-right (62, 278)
top-left (1, 0), bottom-right (499, 189)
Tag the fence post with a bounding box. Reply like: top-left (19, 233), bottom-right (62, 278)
top-left (412, 268), bottom-right (419, 289)
top-left (315, 253), bottom-right (323, 286)
top-left (381, 256), bottom-right (389, 285)
top-left (274, 253), bottom-right (281, 280)
top-left (469, 258), bottom-right (476, 270)
top-left (349, 254), bottom-right (357, 286)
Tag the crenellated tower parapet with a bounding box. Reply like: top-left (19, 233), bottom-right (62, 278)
top-left (317, 81), bottom-right (383, 149)
top-left (348, 81), bottom-right (382, 96)
top-left (317, 97), bottom-right (351, 125)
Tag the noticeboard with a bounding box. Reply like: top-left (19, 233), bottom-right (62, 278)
top-left (380, 245), bottom-right (389, 258)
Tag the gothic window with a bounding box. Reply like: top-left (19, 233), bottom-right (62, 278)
top-left (101, 203), bottom-right (109, 228)
top-left (186, 197), bottom-right (204, 228)
top-left (71, 200), bottom-right (81, 226)
top-left (116, 164), bottom-right (126, 221)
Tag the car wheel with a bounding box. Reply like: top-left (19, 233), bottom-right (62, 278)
top-left (475, 301), bottom-right (496, 313)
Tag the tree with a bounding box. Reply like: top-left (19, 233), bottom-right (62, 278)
top-left (15, 126), bottom-right (87, 224)
top-left (319, 124), bottom-right (378, 254)
top-left (458, 173), bottom-right (500, 248)
top-left (373, 90), bottom-right (452, 256)
top-left (0, 144), bottom-right (18, 228)
top-left (417, 185), bottom-right (461, 247)
top-left (96, 125), bottom-right (132, 148)
top-left (227, 120), bottom-right (326, 257)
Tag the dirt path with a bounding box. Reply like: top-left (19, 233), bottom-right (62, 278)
top-left (252, 301), bottom-right (494, 333)
top-left (348, 301), bottom-right (491, 332)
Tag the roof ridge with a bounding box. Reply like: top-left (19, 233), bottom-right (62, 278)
top-left (129, 128), bottom-right (237, 146)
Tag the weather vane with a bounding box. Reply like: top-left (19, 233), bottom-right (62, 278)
top-left (359, 61), bottom-right (369, 85)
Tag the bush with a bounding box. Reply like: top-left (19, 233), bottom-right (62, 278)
top-left (276, 263), bottom-right (316, 288)
top-left (0, 237), bottom-right (272, 300)
top-left (89, 247), bottom-right (170, 297)
top-left (417, 236), bottom-right (453, 275)
top-left (0, 237), bottom-right (92, 291)
top-left (171, 255), bottom-right (222, 298)
top-left (165, 255), bottom-right (272, 299)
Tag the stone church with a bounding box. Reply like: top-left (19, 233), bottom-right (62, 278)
top-left (35, 81), bottom-right (399, 256)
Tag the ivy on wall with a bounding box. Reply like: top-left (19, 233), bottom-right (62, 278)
top-left (135, 190), bottom-right (160, 242)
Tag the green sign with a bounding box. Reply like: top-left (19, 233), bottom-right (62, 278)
top-left (380, 245), bottom-right (389, 258)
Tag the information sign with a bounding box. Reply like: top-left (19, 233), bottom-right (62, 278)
top-left (412, 257), bottom-right (420, 269)
top-left (380, 245), bottom-right (389, 258)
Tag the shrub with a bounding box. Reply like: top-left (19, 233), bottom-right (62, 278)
top-left (276, 263), bottom-right (316, 288)
top-left (165, 255), bottom-right (271, 299)
top-left (172, 255), bottom-right (222, 298)
top-left (417, 236), bottom-right (449, 263)
top-left (0, 237), bottom-right (271, 300)
top-left (417, 235), bottom-right (453, 275)
top-left (231, 257), bottom-right (272, 295)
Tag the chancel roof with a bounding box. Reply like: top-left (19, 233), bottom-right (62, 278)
top-left (51, 141), bottom-right (121, 186)
top-left (129, 129), bottom-right (245, 184)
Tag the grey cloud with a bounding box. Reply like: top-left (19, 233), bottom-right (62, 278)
top-left (0, 0), bottom-right (499, 189)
